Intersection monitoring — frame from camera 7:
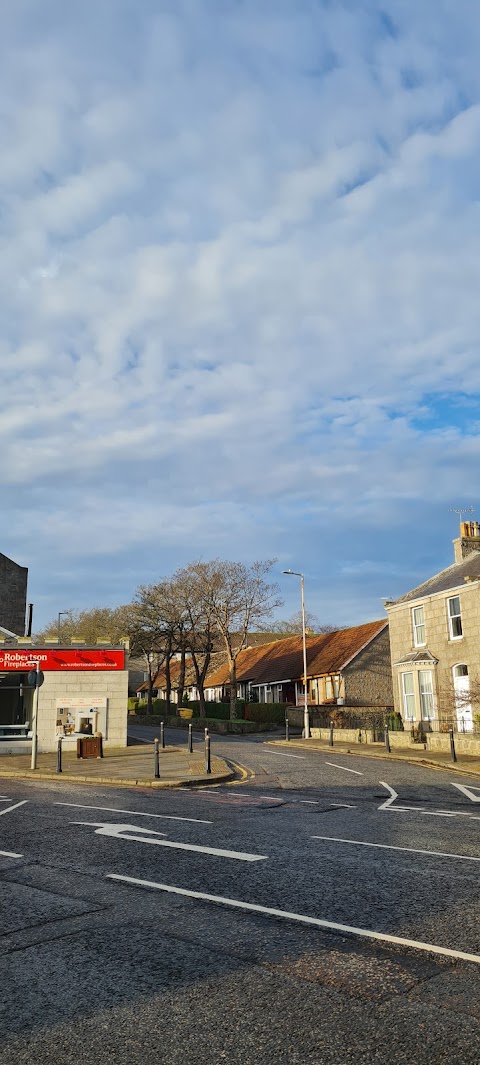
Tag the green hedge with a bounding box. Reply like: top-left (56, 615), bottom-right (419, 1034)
top-left (128, 714), bottom-right (267, 734)
top-left (244, 703), bottom-right (288, 724)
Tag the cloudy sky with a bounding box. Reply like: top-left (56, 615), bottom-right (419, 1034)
top-left (1, 0), bottom-right (480, 631)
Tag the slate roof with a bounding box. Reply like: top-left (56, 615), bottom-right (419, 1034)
top-left (391, 551), bottom-right (480, 606)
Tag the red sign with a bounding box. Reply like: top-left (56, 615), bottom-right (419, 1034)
top-left (0, 648), bottom-right (125, 671)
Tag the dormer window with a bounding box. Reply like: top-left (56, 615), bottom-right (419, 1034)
top-left (447, 596), bottom-right (463, 639)
top-left (412, 605), bottom-right (426, 646)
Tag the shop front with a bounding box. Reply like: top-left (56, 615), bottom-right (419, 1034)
top-left (0, 642), bottom-right (129, 753)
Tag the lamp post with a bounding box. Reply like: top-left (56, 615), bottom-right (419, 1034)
top-left (57, 612), bottom-right (70, 641)
top-left (282, 570), bottom-right (310, 739)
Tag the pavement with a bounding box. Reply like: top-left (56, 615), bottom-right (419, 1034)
top-left (0, 740), bottom-right (234, 788)
top-left (268, 734), bottom-right (480, 776)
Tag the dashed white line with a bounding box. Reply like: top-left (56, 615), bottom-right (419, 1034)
top-left (311, 835), bottom-right (480, 863)
top-left (0, 800), bottom-right (28, 817)
top-left (325, 762), bottom-right (363, 776)
top-left (264, 752), bottom-right (306, 760)
top-left (106, 874), bottom-right (480, 966)
top-left (0, 849), bottom-right (23, 858)
top-left (55, 802), bottom-right (212, 824)
top-left (330, 803), bottom-right (356, 809)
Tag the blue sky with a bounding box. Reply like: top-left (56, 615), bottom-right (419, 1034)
top-left (1, 0), bottom-right (480, 631)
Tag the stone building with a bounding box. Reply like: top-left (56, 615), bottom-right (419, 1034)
top-left (0, 552), bottom-right (28, 635)
top-left (0, 638), bottom-right (129, 753)
top-left (386, 521), bottom-right (480, 731)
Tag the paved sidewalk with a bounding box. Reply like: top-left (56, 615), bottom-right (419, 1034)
top-left (267, 736), bottom-right (480, 777)
top-left (0, 742), bottom-right (234, 788)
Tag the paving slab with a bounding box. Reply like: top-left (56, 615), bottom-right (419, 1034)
top-left (0, 742), bottom-right (234, 788)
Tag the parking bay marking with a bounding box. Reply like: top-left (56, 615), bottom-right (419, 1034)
top-left (106, 874), bottom-right (480, 966)
top-left (311, 835), bottom-right (480, 864)
top-left (71, 821), bottom-right (268, 862)
top-left (56, 802), bottom-right (212, 824)
top-left (325, 763), bottom-right (363, 776)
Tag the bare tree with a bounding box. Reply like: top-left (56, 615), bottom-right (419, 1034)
top-left (172, 564), bottom-right (219, 718)
top-left (266, 610), bottom-right (337, 635)
top-left (187, 559), bottom-right (282, 719)
top-left (34, 606), bottom-right (131, 644)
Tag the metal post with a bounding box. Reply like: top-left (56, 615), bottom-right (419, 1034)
top-left (285, 714), bottom-right (289, 742)
top-left (205, 734), bottom-right (211, 774)
top-left (300, 575), bottom-right (310, 739)
top-left (188, 723), bottom-right (193, 753)
top-left (205, 727), bottom-right (209, 742)
top-left (385, 726), bottom-right (391, 754)
top-left (449, 727), bottom-right (457, 763)
top-left (329, 722), bottom-right (334, 747)
top-left (160, 722), bottom-right (165, 749)
top-left (154, 738), bottom-right (160, 778)
top-left (30, 662), bottom-right (40, 770)
top-left (358, 730), bottom-right (362, 744)
top-left (56, 736), bottom-right (62, 774)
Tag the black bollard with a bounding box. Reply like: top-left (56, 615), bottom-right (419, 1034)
top-left (449, 727), bottom-right (457, 763)
top-left (56, 736), bottom-right (62, 774)
top-left (285, 715), bottom-right (289, 742)
top-left (160, 722), bottom-right (165, 749)
top-left (154, 738), bottom-right (160, 779)
top-left (205, 734), bottom-right (211, 775)
top-left (188, 723), bottom-right (193, 753)
top-left (385, 726), bottom-right (391, 754)
top-left (329, 722), bottom-right (334, 747)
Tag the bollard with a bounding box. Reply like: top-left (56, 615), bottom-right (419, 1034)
top-left (385, 726), bottom-right (391, 754)
top-left (160, 722), bottom-right (165, 749)
top-left (96, 731), bottom-right (104, 759)
top-left (329, 723), bottom-right (334, 747)
top-left (205, 727), bottom-right (209, 741)
top-left (358, 730), bottom-right (362, 744)
top-left (56, 736), bottom-right (62, 774)
top-left (188, 723), bottom-right (193, 753)
top-left (285, 715), bottom-right (289, 742)
top-left (449, 727), bottom-right (457, 763)
top-left (154, 738), bottom-right (160, 779)
top-left (205, 734), bottom-right (211, 775)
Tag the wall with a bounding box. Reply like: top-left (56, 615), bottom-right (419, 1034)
top-left (310, 727), bottom-right (376, 743)
top-left (0, 553), bottom-right (28, 635)
top-left (343, 627), bottom-right (394, 706)
top-left (37, 670), bottom-right (128, 752)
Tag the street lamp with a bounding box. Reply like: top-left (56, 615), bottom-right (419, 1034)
top-left (282, 570), bottom-right (310, 739)
top-left (57, 612), bottom-right (70, 641)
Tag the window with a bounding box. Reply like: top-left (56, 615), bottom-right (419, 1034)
top-left (418, 670), bottom-right (434, 720)
top-left (447, 596), bottom-right (463, 639)
top-left (412, 605), bottom-right (426, 646)
top-left (401, 672), bottom-right (415, 720)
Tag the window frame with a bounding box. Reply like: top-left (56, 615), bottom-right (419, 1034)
top-left (418, 669), bottom-right (435, 720)
top-left (400, 671), bottom-right (415, 721)
top-left (447, 595), bottom-right (463, 640)
top-left (412, 604), bottom-right (426, 647)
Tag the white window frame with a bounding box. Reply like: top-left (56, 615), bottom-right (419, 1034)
top-left (412, 605), bottom-right (426, 647)
top-left (418, 669), bottom-right (434, 720)
top-left (401, 671), bottom-right (415, 721)
top-left (447, 596), bottom-right (463, 640)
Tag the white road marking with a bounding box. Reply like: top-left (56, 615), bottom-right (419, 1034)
top-left (299, 800), bottom-right (320, 804)
top-left (264, 752), bottom-right (306, 760)
top-left (106, 874), bottom-right (480, 966)
top-left (325, 762), bottom-right (363, 776)
top-left (0, 800), bottom-right (28, 817)
top-left (378, 783), bottom-right (399, 810)
top-left (311, 835), bottom-right (480, 863)
top-left (56, 801), bottom-right (212, 824)
top-left (330, 803), bottom-right (357, 808)
top-left (258, 796), bottom-right (285, 803)
top-left (451, 783), bottom-right (480, 803)
top-left (377, 784), bottom-right (480, 820)
top-left (72, 821), bottom-right (267, 862)
top-left (0, 849), bottom-right (23, 858)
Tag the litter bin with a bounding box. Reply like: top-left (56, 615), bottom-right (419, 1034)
top-left (77, 735), bottom-right (103, 759)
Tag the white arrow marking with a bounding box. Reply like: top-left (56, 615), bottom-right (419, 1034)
top-left (451, 783), bottom-right (480, 803)
top-left (0, 800), bottom-right (28, 817)
top-left (71, 821), bottom-right (267, 862)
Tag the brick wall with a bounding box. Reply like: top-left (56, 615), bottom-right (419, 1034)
top-left (0, 553), bottom-right (28, 635)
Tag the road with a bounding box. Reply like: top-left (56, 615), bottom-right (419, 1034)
top-left (1, 727), bottom-right (480, 1064)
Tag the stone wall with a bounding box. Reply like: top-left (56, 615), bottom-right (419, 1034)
top-left (0, 553), bottom-right (28, 635)
top-left (343, 627), bottom-right (394, 706)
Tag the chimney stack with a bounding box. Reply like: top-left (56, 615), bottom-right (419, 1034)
top-left (453, 521), bottom-right (480, 563)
